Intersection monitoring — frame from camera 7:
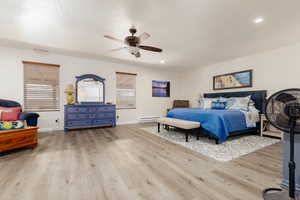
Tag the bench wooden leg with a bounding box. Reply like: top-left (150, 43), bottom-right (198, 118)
top-left (185, 132), bottom-right (189, 142)
top-left (158, 123), bottom-right (160, 133)
top-left (192, 128), bottom-right (201, 140)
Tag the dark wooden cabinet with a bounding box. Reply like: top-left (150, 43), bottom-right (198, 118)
top-left (0, 127), bottom-right (38, 153)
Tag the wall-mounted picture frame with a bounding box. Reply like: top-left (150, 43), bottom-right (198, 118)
top-left (213, 70), bottom-right (252, 90)
top-left (152, 80), bottom-right (170, 97)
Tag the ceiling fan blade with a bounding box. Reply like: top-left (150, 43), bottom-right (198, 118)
top-left (109, 47), bottom-right (127, 52)
top-left (138, 32), bottom-right (151, 42)
top-left (139, 45), bottom-right (162, 52)
top-left (104, 35), bottom-right (124, 43)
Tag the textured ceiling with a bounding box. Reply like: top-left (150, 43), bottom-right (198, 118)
top-left (1, 0), bottom-right (300, 70)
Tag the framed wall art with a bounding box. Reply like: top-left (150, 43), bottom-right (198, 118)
top-left (152, 80), bottom-right (170, 97)
top-left (213, 70), bottom-right (252, 90)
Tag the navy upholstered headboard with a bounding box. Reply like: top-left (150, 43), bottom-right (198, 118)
top-left (203, 90), bottom-right (267, 113)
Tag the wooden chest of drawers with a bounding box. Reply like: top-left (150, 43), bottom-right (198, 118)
top-left (64, 104), bottom-right (116, 131)
top-left (0, 127), bottom-right (38, 153)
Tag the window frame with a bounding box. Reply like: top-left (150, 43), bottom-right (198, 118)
top-left (23, 61), bottom-right (60, 112)
top-left (116, 72), bottom-right (137, 110)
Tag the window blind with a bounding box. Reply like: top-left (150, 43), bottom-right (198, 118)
top-left (116, 72), bottom-right (136, 109)
top-left (23, 61), bottom-right (60, 111)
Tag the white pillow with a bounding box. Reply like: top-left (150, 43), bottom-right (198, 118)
top-left (226, 95), bottom-right (251, 111)
top-left (198, 99), bottom-right (204, 108)
top-left (248, 104), bottom-right (259, 113)
top-left (218, 97), bottom-right (228, 102)
top-left (201, 98), bottom-right (219, 109)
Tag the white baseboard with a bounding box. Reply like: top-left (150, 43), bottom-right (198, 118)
top-left (139, 116), bottom-right (160, 123)
top-left (39, 127), bottom-right (63, 132)
top-left (117, 120), bottom-right (139, 125)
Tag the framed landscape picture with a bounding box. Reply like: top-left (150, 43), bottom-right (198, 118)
top-left (213, 70), bottom-right (252, 90)
top-left (152, 80), bottom-right (170, 97)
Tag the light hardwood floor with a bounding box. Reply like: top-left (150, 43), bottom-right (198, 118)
top-left (0, 124), bottom-right (282, 200)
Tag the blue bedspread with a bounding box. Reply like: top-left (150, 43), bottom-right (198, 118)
top-left (166, 108), bottom-right (249, 142)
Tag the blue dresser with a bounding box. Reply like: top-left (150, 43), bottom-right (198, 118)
top-left (64, 104), bottom-right (116, 131)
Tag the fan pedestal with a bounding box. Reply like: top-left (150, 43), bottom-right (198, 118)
top-left (263, 190), bottom-right (299, 200)
top-left (281, 133), bottom-right (300, 193)
top-left (263, 133), bottom-right (300, 200)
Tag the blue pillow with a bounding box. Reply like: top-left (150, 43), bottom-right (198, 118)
top-left (211, 101), bottom-right (227, 110)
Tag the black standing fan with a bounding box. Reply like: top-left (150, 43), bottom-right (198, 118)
top-left (263, 88), bottom-right (300, 200)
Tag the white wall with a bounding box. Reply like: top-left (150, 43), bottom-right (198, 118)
top-left (0, 46), bottom-right (180, 131)
top-left (178, 43), bottom-right (300, 106)
top-left (2, 42), bottom-right (300, 131)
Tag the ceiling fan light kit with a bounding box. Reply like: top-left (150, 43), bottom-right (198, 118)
top-left (104, 27), bottom-right (162, 58)
top-left (263, 88), bottom-right (300, 200)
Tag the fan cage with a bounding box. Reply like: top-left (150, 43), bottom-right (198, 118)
top-left (265, 88), bottom-right (300, 134)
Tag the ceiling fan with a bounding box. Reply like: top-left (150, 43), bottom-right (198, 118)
top-left (104, 26), bottom-right (162, 58)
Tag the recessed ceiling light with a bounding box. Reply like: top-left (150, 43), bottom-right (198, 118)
top-left (254, 17), bottom-right (264, 24)
top-left (160, 60), bottom-right (165, 64)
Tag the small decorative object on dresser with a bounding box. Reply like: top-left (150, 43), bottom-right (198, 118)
top-left (260, 114), bottom-right (283, 140)
top-left (64, 74), bottom-right (116, 131)
top-left (64, 84), bottom-right (75, 105)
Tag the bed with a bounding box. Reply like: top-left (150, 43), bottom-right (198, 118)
top-left (166, 90), bottom-right (267, 144)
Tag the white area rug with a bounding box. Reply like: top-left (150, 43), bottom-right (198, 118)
top-left (141, 126), bottom-right (279, 162)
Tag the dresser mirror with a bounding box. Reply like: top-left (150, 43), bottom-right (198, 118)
top-left (76, 74), bottom-right (105, 104)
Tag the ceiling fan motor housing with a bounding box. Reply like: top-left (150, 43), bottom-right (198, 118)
top-left (125, 36), bottom-right (140, 47)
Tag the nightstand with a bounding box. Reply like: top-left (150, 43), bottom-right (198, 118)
top-left (260, 114), bottom-right (283, 140)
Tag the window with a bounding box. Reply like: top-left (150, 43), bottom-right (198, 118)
top-left (23, 61), bottom-right (60, 111)
top-left (152, 80), bottom-right (170, 97)
top-left (116, 72), bottom-right (136, 109)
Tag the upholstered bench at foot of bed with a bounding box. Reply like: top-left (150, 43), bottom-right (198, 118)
top-left (157, 117), bottom-right (201, 142)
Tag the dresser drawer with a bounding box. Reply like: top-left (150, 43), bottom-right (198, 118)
top-left (93, 119), bottom-right (114, 126)
top-left (66, 106), bottom-right (89, 113)
top-left (67, 113), bottom-right (96, 120)
top-left (66, 120), bottom-right (92, 127)
top-left (96, 112), bottom-right (115, 119)
top-left (97, 106), bottom-right (115, 112)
